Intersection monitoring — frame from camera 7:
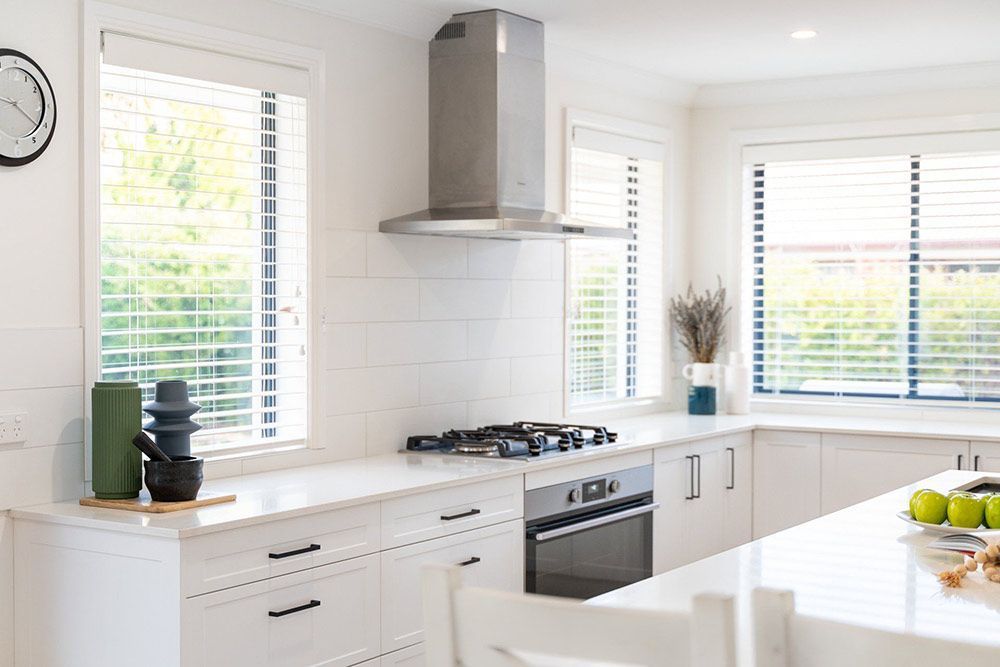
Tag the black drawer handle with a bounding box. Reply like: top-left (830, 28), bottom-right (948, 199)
top-left (458, 556), bottom-right (481, 567)
top-left (269, 599), bottom-right (321, 618)
top-left (269, 543), bottom-right (321, 559)
top-left (440, 508), bottom-right (481, 521)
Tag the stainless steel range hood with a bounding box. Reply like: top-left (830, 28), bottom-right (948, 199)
top-left (379, 9), bottom-right (634, 242)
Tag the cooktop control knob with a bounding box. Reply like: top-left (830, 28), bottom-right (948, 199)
top-left (609, 479), bottom-right (621, 494)
top-left (568, 488), bottom-right (582, 503)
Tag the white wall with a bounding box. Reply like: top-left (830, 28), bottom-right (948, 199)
top-left (0, 1), bottom-right (688, 658)
top-left (688, 85), bottom-right (1000, 354)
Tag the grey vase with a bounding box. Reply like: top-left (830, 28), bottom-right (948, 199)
top-left (143, 380), bottom-right (202, 457)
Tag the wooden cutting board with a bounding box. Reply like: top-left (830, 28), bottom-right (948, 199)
top-left (79, 491), bottom-right (236, 513)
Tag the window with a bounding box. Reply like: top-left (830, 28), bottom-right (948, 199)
top-left (98, 33), bottom-right (309, 453)
top-left (746, 134), bottom-right (1000, 404)
top-left (567, 125), bottom-right (665, 409)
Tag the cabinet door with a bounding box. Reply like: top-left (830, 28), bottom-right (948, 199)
top-left (380, 519), bottom-right (523, 653)
top-left (653, 443), bottom-right (693, 574)
top-left (820, 434), bottom-right (968, 514)
top-left (182, 554), bottom-right (380, 667)
top-left (753, 430), bottom-right (822, 539)
top-left (971, 442), bottom-right (1000, 474)
top-left (381, 645), bottom-right (425, 667)
top-left (685, 438), bottom-right (727, 563)
top-left (722, 432), bottom-right (753, 550)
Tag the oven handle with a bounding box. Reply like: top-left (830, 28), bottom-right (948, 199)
top-left (530, 502), bottom-right (660, 542)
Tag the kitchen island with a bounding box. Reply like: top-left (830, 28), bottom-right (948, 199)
top-left (591, 469), bottom-right (1000, 661)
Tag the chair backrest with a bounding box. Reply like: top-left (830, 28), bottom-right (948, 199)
top-left (753, 588), bottom-right (1000, 667)
top-left (422, 564), bottom-right (736, 667)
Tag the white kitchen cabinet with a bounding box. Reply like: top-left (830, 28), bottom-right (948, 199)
top-left (820, 434), bottom-right (967, 514)
top-left (753, 430), bottom-right (822, 539)
top-left (381, 645), bottom-right (425, 667)
top-left (182, 554), bottom-right (381, 667)
top-left (653, 431), bottom-right (753, 573)
top-left (971, 441), bottom-right (1000, 474)
top-left (380, 519), bottom-right (523, 653)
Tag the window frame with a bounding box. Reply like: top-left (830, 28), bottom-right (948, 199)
top-left (562, 109), bottom-right (673, 418)
top-left (82, 2), bottom-right (327, 475)
top-left (733, 114), bottom-right (1000, 414)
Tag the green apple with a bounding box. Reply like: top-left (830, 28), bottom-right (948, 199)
top-left (985, 495), bottom-right (1000, 529)
top-left (948, 493), bottom-right (987, 528)
top-left (913, 490), bottom-right (949, 524)
top-left (910, 489), bottom-right (934, 518)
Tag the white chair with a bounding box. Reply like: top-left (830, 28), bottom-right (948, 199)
top-left (753, 588), bottom-right (1000, 667)
top-left (422, 563), bottom-right (736, 667)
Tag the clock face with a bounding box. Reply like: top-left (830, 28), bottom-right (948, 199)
top-left (0, 49), bottom-right (56, 167)
top-left (0, 67), bottom-right (45, 138)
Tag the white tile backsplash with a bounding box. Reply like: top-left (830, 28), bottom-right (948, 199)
top-left (367, 321), bottom-right (467, 366)
top-left (321, 234), bottom-right (567, 453)
top-left (367, 233), bottom-right (468, 278)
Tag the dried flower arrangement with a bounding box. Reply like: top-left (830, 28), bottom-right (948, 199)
top-left (668, 279), bottom-right (731, 364)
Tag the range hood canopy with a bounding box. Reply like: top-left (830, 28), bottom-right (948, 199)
top-left (379, 9), bottom-right (634, 242)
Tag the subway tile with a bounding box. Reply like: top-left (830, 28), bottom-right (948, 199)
top-left (0, 328), bottom-right (82, 391)
top-left (367, 233), bottom-right (467, 278)
top-left (325, 229), bottom-right (366, 277)
top-left (325, 324), bottom-right (366, 369)
top-left (320, 413), bottom-right (367, 461)
top-left (468, 240), bottom-right (554, 280)
top-left (467, 318), bottom-right (561, 359)
top-left (551, 243), bottom-right (566, 280)
top-left (0, 443), bottom-right (83, 510)
top-left (511, 280), bottom-right (563, 318)
top-left (420, 279), bottom-right (511, 320)
top-left (366, 321), bottom-right (467, 366)
top-left (365, 402), bottom-right (467, 457)
top-left (325, 366), bottom-right (420, 415)
top-left (420, 359), bottom-right (510, 405)
top-left (467, 392), bottom-right (559, 425)
top-left (510, 354), bottom-right (563, 395)
top-left (326, 277), bottom-right (419, 322)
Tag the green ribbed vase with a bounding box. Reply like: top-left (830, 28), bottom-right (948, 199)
top-left (92, 381), bottom-right (142, 499)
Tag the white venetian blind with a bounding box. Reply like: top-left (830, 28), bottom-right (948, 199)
top-left (99, 34), bottom-right (309, 452)
top-left (568, 127), bottom-right (664, 407)
top-left (746, 137), bottom-right (1000, 404)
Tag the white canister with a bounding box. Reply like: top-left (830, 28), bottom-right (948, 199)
top-left (682, 362), bottom-right (719, 388)
top-left (724, 351), bottom-right (751, 415)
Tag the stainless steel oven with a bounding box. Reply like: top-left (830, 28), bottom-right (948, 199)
top-left (525, 465), bottom-right (657, 599)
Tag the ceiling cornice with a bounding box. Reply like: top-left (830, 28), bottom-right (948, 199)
top-left (693, 61), bottom-right (1000, 108)
top-left (271, 0), bottom-right (446, 40)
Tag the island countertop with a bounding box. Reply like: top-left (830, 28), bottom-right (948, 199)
top-left (590, 469), bottom-right (1000, 660)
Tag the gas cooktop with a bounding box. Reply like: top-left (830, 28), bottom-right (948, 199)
top-left (404, 421), bottom-right (619, 461)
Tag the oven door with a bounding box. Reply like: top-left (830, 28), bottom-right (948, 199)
top-left (525, 497), bottom-right (657, 599)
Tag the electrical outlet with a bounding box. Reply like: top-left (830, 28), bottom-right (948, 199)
top-left (0, 412), bottom-right (28, 445)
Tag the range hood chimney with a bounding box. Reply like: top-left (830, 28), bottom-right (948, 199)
top-left (379, 9), bottom-right (634, 241)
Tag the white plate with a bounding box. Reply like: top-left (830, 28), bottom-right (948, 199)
top-left (896, 510), bottom-right (1000, 535)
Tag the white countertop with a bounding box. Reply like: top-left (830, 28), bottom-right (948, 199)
top-left (10, 410), bottom-right (1000, 538)
top-left (591, 469), bottom-right (1000, 658)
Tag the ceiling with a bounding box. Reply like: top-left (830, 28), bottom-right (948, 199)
top-left (282, 0), bottom-right (1000, 85)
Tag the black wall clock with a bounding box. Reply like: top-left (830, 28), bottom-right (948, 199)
top-left (0, 48), bottom-right (56, 167)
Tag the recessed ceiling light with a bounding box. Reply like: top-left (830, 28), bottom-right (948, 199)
top-left (790, 29), bottom-right (818, 40)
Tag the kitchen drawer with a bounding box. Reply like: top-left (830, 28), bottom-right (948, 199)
top-left (181, 502), bottom-right (380, 597)
top-left (381, 645), bottom-right (425, 667)
top-left (380, 476), bottom-right (522, 549)
top-left (182, 553), bottom-right (380, 667)
top-left (380, 519), bottom-right (523, 653)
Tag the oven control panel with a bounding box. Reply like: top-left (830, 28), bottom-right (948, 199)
top-left (524, 465), bottom-right (653, 521)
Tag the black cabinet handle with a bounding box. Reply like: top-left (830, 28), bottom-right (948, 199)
top-left (957, 454), bottom-right (964, 470)
top-left (685, 456), bottom-right (694, 500)
top-left (458, 556), bottom-right (481, 567)
top-left (693, 454), bottom-right (702, 499)
top-left (269, 599), bottom-right (321, 618)
top-left (975, 455), bottom-right (981, 471)
top-left (269, 543), bottom-right (321, 560)
top-left (726, 447), bottom-right (735, 490)
top-left (440, 508), bottom-right (481, 521)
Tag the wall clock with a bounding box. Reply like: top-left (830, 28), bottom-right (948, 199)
top-left (0, 48), bottom-right (56, 167)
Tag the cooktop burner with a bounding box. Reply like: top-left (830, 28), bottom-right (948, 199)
top-left (405, 421), bottom-right (618, 461)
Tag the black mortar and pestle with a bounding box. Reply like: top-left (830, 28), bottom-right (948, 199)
top-left (132, 432), bottom-right (204, 502)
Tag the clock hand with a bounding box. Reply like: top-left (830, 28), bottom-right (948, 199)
top-left (0, 96), bottom-right (16, 105)
top-left (11, 100), bottom-right (39, 125)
